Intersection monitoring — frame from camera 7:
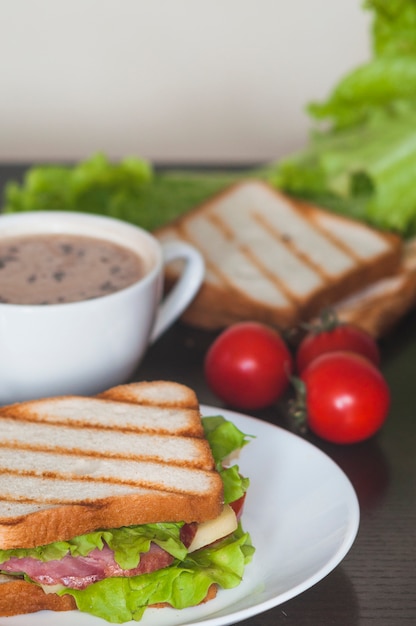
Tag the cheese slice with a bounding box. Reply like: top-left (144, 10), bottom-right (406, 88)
top-left (188, 504), bottom-right (238, 553)
top-left (41, 583), bottom-right (66, 594)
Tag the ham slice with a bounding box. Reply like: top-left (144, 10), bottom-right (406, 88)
top-left (1, 544), bottom-right (172, 590)
top-left (1, 524), bottom-right (197, 590)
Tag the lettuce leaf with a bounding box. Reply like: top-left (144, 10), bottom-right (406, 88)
top-left (202, 415), bottom-right (253, 504)
top-left (270, 108), bottom-right (416, 233)
top-left (271, 0), bottom-right (416, 236)
top-left (307, 57), bottom-right (416, 131)
top-left (307, 1), bottom-right (416, 131)
top-left (202, 415), bottom-right (252, 463)
top-left (2, 153), bottom-right (247, 232)
top-left (367, 0), bottom-right (416, 58)
top-left (63, 524), bottom-right (254, 624)
top-left (0, 523), bottom-right (187, 569)
top-left (3, 153), bottom-right (152, 217)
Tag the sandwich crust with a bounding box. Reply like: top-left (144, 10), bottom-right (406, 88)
top-left (0, 575), bottom-right (218, 617)
top-left (99, 380), bottom-right (200, 410)
top-left (0, 575), bottom-right (76, 616)
top-left (0, 489), bottom-right (224, 550)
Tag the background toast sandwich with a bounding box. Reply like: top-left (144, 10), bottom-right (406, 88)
top-left (334, 237), bottom-right (416, 337)
top-left (155, 179), bottom-right (403, 331)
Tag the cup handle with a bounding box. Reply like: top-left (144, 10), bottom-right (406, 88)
top-left (149, 240), bottom-right (205, 343)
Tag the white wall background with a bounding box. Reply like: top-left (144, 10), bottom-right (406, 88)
top-left (0, 0), bottom-right (371, 164)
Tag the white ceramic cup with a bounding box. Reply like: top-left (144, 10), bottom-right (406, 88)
top-left (0, 211), bottom-right (205, 405)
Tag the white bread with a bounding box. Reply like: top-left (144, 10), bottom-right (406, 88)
top-left (0, 381), bottom-right (223, 550)
top-left (155, 179), bottom-right (402, 330)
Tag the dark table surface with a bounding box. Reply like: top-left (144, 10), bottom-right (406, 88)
top-left (1, 164), bottom-right (415, 625)
top-left (134, 317), bottom-right (416, 626)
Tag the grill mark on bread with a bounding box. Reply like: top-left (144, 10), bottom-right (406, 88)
top-left (155, 180), bottom-right (403, 330)
top-left (281, 196), bottom-right (354, 246)
top-left (2, 467), bottom-right (156, 488)
top-left (0, 399), bottom-right (204, 437)
top-left (0, 470), bottom-right (223, 520)
top-left (248, 209), bottom-right (378, 310)
top-left (1, 415), bottom-right (203, 437)
top-left (0, 381), bottom-right (224, 548)
top-left (0, 495), bottom-right (113, 508)
top-left (181, 186), bottom-right (361, 306)
top-left (212, 192), bottom-right (356, 288)
top-left (0, 440), bottom-right (213, 469)
top-left (0, 475), bottom-right (144, 505)
top-left (0, 461), bottom-right (219, 492)
top-left (208, 209), bottom-right (299, 304)
top-left (207, 206), bottom-right (324, 306)
top-left (200, 213), bottom-right (254, 294)
top-left (296, 204), bottom-right (365, 264)
top-left (167, 209), bottom-right (296, 323)
top-left (182, 207), bottom-right (292, 308)
top-left (0, 418), bottom-right (214, 469)
top-left (206, 211), bottom-right (234, 241)
top-left (0, 489), bottom-right (140, 508)
top-left (238, 243), bottom-right (299, 305)
top-left (0, 498), bottom-right (43, 513)
top-left (252, 210), bottom-right (349, 283)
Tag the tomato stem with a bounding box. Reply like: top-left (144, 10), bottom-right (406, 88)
top-left (288, 377), bottom-right (308, 434)
top-left (301, 308), bottom-right (341, 335)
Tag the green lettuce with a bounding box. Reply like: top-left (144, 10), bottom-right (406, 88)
top-left (270, 0), bottom-right (416, 236)
top-left (64, 525), bottom-right (254, 624)
top-left (0, 416), bottom-right (254, 622)
top-left (202, 415), bottom-right (252, 461)
top-left (202, 415), bottom-right (253, 504)
top-left (1, 153), bottom-right (247, 232)
top-left (0, 523), bottom-right (187, 570)
top-left (3, 153), bottom-right (152, 217)
top-left (270, 109), bottom-right (416, 233)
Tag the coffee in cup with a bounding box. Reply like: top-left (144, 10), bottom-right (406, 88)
top-left (0, 211), bottom-right (205, 405)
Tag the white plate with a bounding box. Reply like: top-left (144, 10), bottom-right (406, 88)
top-left (0, 406), bottom-right (359, 626)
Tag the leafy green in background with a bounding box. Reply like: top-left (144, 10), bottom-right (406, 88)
top-left (270, 0), bottom-right (416, 237)
top-left (2, 153), bottom-right (247, 232)
top-left (5, 2), bottom-right (415, 237)
top-left (4, 153), bottom-right (151, 217)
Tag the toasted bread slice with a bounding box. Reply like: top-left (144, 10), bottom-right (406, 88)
top-left (0, 573), bottom-right (217, 616)
top-left (155, 180), bottom-right (402, 330)
top-left (334, 237), bottom-right (416, 337)
top-left (0, 574), bottom-right (217, 616)
top-left (0, 381), bottom-right (223, 550)
top-left (0, 574), bottom-right (76, 616)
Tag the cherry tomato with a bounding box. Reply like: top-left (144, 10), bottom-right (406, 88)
top-left (300, 351), bottom-right (390, 444)
top-left (204, 322), bottom-right (293, 410)
top-left (296, 322), bottom-right (380, 373)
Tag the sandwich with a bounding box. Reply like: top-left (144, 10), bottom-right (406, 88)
top-left (0, 380), bottom-right (254, 622)
top-left (155, 179), bottom-right (404, 333)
